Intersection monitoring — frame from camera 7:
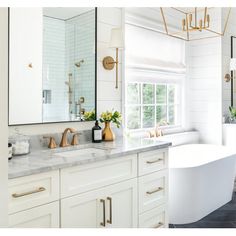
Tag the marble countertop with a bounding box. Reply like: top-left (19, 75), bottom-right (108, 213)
top-left (8, 136), bottom-right (171, 179)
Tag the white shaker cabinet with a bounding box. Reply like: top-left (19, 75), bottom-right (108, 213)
top-left (61, 179), bottom-right (137, 228)
top-left (9, 8), bottom-right (43, 125)
top-left (8, 148), bottom-right (169, 228)
top-left (9, 202), bottom-right (59, 228)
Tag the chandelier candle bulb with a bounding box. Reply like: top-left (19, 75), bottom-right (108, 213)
top-left (207, 14), bottom-right (210, 25)
top-left (189, 14), bottom-right (192, 24)
top-left (182, 19), bottom-right (186, 30)
top-left (199, 19), bottom-right (203, 31)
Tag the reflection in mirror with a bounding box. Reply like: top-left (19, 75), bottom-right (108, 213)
top-left (42, 8), bottom-right (96, 123)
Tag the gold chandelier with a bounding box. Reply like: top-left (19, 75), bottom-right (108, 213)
top-left (160, 7), bottom-right (231, 41)
top-left (182, 7), bottom-right (210, 32)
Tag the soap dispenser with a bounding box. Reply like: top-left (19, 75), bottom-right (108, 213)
top-left (92, 120), bottom-right (102, 143)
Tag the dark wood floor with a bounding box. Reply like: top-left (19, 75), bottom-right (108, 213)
top-left (169, 192), bottom-right (236, 228)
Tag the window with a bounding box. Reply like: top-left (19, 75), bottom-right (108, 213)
top-left (124, 19), bottom-right (185, 131)
top-left (126, 82), bottom-right (180, 130)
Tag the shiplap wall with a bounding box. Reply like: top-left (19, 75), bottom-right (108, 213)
top-left (97, 7), bottom-right (123, 116)
top-left (187, 8), bottom-right (223, 144)
top-left (9, 7), bottom-right (123, 135)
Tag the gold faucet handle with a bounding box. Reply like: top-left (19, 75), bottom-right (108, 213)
top-left (156, 129), bottom-right (164, 137)
top-left (149, 130), bottom-right (156, 138)
top-left (71, 132), bottom-right (82, 146)
top-left (43, 136), bottom-right (57, 149)
top-left (71, 134), bottom-right (78, 146)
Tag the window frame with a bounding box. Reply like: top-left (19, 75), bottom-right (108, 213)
top-left (125, 81), bottom-right (182, 131)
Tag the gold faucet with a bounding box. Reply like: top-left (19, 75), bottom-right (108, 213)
top-left (148, 121), bottom-right (169, 138)
top-left (60, 128), bottom-right (77, 147)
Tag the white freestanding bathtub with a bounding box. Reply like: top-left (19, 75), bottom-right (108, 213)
top-left (169, 144), bottom-right (236, 224)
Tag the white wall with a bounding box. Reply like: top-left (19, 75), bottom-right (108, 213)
top-left (0, 8), bottom-right (9, 227)
top-left (9, 7), bottom-right (123, 136)
top-left (187, 8), bottom-right (223, 144)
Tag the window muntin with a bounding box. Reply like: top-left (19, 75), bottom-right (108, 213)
top-left (125, 82), bottom-right (180, 130)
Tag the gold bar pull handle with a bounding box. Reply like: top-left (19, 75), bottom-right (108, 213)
top-left (146, 158), bottom-right (163, 164)
top-left (100, 199), bottom-right (106, 227)
top-left (154, 222), bottom-right (164, 228)
top-left (107, 197), bottom-right (112, 224)
top-left (12, 187), bottom-right (46, 198)
top-left (146, 187), bottom-right (163, 195)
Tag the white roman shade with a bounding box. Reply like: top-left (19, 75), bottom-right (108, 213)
top-left (125, 24), bottom-right (186, 74)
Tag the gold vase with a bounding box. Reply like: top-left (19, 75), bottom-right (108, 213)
top-left (102, 122), bottom-right (115, 141)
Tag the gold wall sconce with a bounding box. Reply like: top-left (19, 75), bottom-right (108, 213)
top-left (224, 58), bottom-right (236, 82)
top-left (103, 28), bottom-right (124, 89)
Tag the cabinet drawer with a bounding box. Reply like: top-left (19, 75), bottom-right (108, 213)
top-left (9, 170), bottom-right (59, 214)
top-left (139, 204), bottom-right (168, 228)
top-left (9, 201), bottom-right (59, 228)
top-left (139, 169), bottom-right (168, 214)
top-left (61, 155), bottom-right (137, 198)
top-left (138, 149), bottom-right (168, 176)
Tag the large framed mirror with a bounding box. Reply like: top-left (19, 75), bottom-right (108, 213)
top-left (8, 7), bottom-right (97, 125)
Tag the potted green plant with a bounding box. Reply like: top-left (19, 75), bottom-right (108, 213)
top-left (84, 109), bottom-right (96, 121)
top-left (99, 110), bottom-right (122, 141)
top-left (229, 106), bottom-right (236, 123)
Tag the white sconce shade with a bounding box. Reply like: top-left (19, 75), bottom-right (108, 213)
top-left (230, 58), bottom-right (236, 70)
top-left (109, 28), bottom-right (124, 49)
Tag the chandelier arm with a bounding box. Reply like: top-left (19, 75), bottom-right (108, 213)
top-left (160, 7), bottom-right (168, 34)
top-left (190, 35), bottom-right (221, 41)
top-left (222, 7), bottom-right (231, 36)
top-left (204, 28), bottom-right (223, 36)
top-left (171, 7), bottom-right (188, 14)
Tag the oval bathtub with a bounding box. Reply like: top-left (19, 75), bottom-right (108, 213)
top-left (169, 144), bottom-right (236, 224)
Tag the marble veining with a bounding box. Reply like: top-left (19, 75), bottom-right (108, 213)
top-left (8, 136), bottom-right (171, 179)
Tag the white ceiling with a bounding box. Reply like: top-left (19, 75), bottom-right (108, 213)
top-left (43, 7), bottom-right (93, 20)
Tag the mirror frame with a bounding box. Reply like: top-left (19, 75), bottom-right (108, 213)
top-left (231, 36), bottom-right (236, 107)
top-left (8, 7), bottom-right (97, 126)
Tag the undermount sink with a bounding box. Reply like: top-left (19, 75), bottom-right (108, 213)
top-left (53, 148), bottom-right (107, 159)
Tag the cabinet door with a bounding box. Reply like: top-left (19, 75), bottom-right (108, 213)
top-left (9, 202), bottom-right (59, 228)
top-left (9, 8), bottom-right (43, 125)
top-left (105, 179), bottom-right (138, 228)
top-left (61, 179), bottom-right (138, 228)
top-left (61, 187), bottom-right (105, 228)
